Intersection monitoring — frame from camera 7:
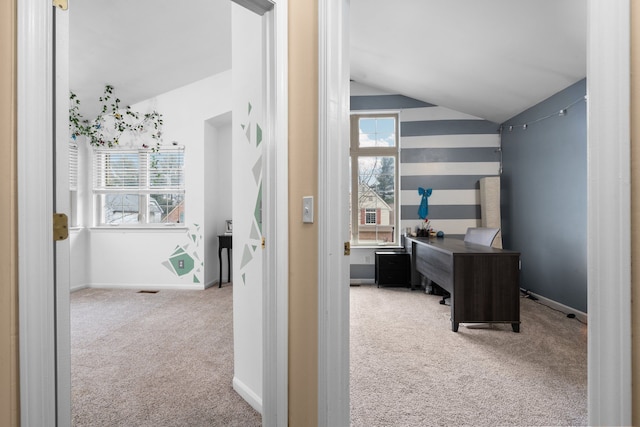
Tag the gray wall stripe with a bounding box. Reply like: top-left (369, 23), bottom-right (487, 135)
top-left (350, 94), bottom-right (435, 111)
top-left (401, 147), bottom-right (500, 163)
top-left (401, 175), bottom-right (495, 190)
top-left (401, 120), bottom-right (499, 136)
top-left (401, 204), bottom-right (481, 220)
top-left (350, 264), bottom-right (375, 279)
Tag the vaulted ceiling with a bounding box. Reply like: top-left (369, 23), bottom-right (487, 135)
top-left (70, 0), bottom-right (586, 124)
top-left (350, 0), bottom-right (586, 123)
top-left (69, 0), bottom-right (231, 119)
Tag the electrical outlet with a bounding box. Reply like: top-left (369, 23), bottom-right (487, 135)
top-left (178, 259), bottom-right (184, 269)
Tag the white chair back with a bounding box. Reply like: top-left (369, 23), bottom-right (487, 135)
top-left (464, 227), bottom-right (500, 247)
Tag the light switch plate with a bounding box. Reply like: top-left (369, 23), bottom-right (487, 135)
top-left (302, 196), bottom-right (314, 223)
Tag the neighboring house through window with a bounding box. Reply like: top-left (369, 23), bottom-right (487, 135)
top-left (93, 147), bottom-right (185, 225)
top-left (350, 113), bottom-right (399, 245)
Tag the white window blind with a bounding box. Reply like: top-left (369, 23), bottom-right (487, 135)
top-left (93, 147), bottom-right (185, 225)
top-left (93, 148), bottom-right (185, 193)
top-left (69, 142), bottom-right (78, 191)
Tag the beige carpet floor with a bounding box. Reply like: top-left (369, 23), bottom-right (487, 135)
top-left (350, 284), bottom-right (588, 427)
top-left (71, 284), bottom-right (261, 427)
top-left (72, 283), bottom-right (587, 426)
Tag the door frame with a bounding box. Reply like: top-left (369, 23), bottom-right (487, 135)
top-left (317, 0), bottom-right (632, 426)
top-left (17, 1), bottom-right (289, 426)
top-left (317, 0), bottom-right (351, 426)
top-left (255, 1), bottom-right (289, 425)
top-left (17, 0), bottom-right (57, 424)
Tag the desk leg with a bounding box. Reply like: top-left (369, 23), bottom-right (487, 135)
top-left (227, 248), bottom-right (231, 283)
top-left (511, 323), bottom-right (520, 333)
top-left (452, 321), bottom-right (459, 332)
top-left (218, 246), bottom-right (223, 288)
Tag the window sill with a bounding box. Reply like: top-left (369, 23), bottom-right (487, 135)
top-left (351, 245), bottom-right (404, 250)
top-left (89, 225), bottom-right (189, 232)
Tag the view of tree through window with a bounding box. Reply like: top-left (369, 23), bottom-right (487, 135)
top-left (350, 114), bottom-right (399, 245)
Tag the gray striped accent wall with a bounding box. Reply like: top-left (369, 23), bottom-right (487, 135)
top-left (351, 82), bottom-right (501, 237)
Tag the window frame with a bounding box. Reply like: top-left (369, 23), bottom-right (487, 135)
top-left (350, 112), bottom-right (400, 246)
top-left (92, 146), bottom-right (186, 227)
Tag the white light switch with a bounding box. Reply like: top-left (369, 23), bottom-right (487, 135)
top-left (302, 196), bottom-right (314, 223)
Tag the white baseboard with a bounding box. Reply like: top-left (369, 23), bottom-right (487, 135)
top-left (350, 278), bottom-right (375, 285)
top-left (204, 279), bottom-right (218, 289)
top-left (525, 290), bottom-right (588, 324)
top-left (70, 284), bottom-right (89, 293)
top-left (77, 283), bottom-right (206, 291)
top-left (232, 376), bottom-right (263, 415)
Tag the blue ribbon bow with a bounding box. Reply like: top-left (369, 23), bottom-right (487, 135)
top-left (418, 187), bottom-right (432, 219)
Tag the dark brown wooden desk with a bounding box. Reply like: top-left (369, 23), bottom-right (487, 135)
top-left (404, 236), bottom-right (521, 332)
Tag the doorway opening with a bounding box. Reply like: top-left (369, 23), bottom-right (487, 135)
top-left (18, 0), bottom-right (288, 425)
top-left (64, 1), bottom-right (262, 424)
top-left (317, 0), bottom-right (633, 426)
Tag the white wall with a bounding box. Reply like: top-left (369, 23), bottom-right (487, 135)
top-left (231, 3), bottom-right (264, 413)
top-left (215, 121), bottom-right (233, 233)
top-left (204, 114), bottom-right (233, 287)
top-left (69, 229), bottom-right (89, 292)
top-left (204, 122), bottom-right (218, 287)
top-left (70, 140), bottom-right (92, 291)
top-left (76, 71), bottom-right (232, 289)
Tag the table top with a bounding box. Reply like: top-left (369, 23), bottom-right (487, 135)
top-left (218, 234), bottom-right (232, 247)
top-left (404, 235), bottom-right (520, 256)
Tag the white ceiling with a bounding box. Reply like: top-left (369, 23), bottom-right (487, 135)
top-left (69, 0), bottom-right (586, 124)
top-left (351, 0), bottom-right (586, 123)
top-left (69, 0), bottom-right (231, 119)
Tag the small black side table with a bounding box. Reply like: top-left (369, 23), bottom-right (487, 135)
top-left (218, 235), bottom-right (232, 287)
top-left (375, 251), bottom-right (411, 288)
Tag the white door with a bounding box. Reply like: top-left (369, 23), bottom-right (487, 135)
top-left (231, 4), bottom-right (290, 424)
top-left (231, 2), bottom-right (265, 412)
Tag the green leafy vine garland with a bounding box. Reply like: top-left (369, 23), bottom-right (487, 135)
top-left (69, 84), bottom-right (163, 150)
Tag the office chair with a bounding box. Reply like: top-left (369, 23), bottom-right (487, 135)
top-left (463, 227), bottom-right (500, 247)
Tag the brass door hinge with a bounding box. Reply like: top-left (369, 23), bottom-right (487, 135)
top-left (53, 213), bottom-right (69, 241)
top-left (261, 237), bottom-right (266, 249)
top-left (344, 241), bottom-right (350, 256)
top-left (53, 0), bottom-right (68, 10)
